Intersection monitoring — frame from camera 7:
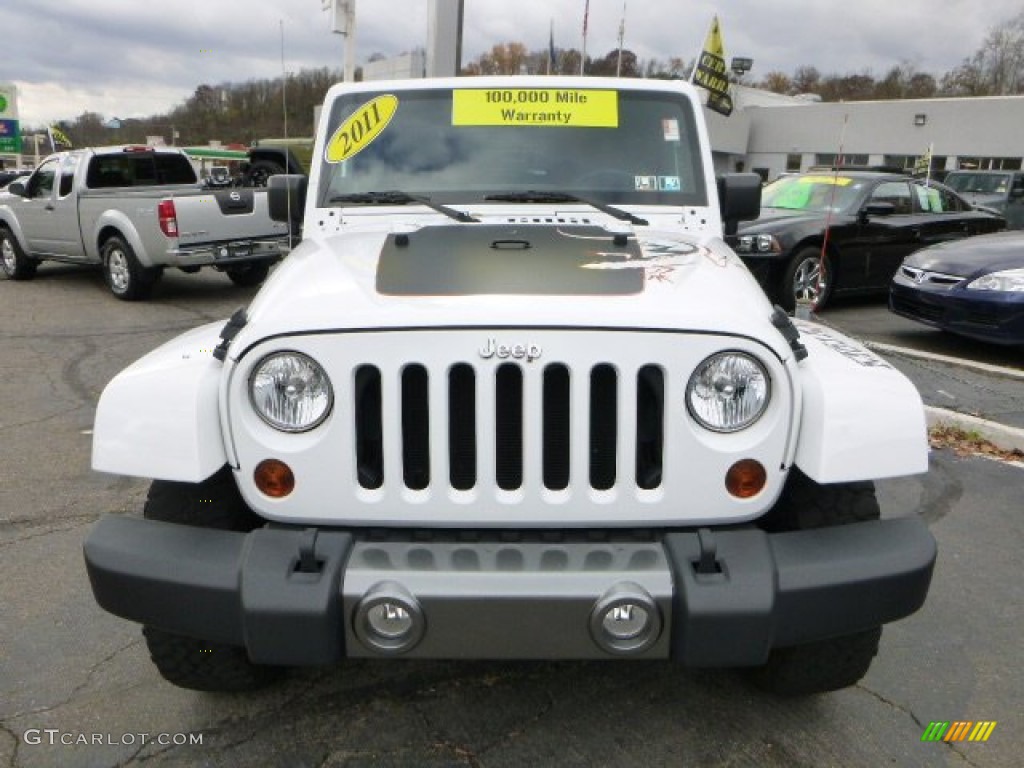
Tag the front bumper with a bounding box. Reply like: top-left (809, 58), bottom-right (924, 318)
top-left (84, 516), bottom-right (936, 667)
top-left (890, 279), bottom-right (1024, 345)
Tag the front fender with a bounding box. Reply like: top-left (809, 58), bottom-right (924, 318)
top-left (92, 322), bottom-right (227, 482)
top-left (0, 208), bottom-right (30, 251)
top-left (792, 321), bottom-right (928, 484)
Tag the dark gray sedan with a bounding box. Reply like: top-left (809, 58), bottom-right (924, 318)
top-left (890, 229), bottom-right (1024, 345)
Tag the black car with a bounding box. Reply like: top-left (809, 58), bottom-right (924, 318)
top-left (0, 169), bottom-right (31, 189)
top-left (735, 171), bottom-right (1006, 310)
top-left (890, 229), bottom-right (1024, 346)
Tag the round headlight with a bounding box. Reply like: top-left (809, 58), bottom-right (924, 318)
top-left (249, 351), bottom-right (333, 432)
top-left (686, 351), bottom-right (770, 432)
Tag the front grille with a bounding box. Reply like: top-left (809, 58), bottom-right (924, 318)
top-left (353, 361), bottom-right (666, 494)
top-left (891, 295), bottom-right (944, 322)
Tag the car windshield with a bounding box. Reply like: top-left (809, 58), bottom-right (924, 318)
top-left (944, 173), bottom-right (1011, 195)
top-left (761, 175), bottom-right (864, 213)
top-left (317, 86), bottom-right (707, 208)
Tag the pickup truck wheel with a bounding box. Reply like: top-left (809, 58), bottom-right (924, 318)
top-left (0, 228), bottom-right (37, 280)
top-left (749, 468), bottom-right (882, 695)
top-left (226, 261), bottom-right (271, 287)
top-left (780, 247), bottom-right (833, 312)
top-left (141, 467), bottom-right (283, 692)
top-left (102, 236), bottom-right (160, 301)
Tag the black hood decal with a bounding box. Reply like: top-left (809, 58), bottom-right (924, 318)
top-left (376, 224), bottom-right (648, 296)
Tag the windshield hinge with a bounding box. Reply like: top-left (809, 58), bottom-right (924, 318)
top-left (212, 307), bottom-right (248, 362)
top-left (770, 306), bottom-right (809, 362)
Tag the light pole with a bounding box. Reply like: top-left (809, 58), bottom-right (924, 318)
top-left (323, 0), bottom-right (357, 82)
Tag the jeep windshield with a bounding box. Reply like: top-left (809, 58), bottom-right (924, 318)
top-left (317, 86), bottom-right (707, 209)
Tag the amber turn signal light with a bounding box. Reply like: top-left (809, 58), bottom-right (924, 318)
top-left (254, 459), bottom-right (295, 498)
top-left (725, 459), bottom-right (766, 499)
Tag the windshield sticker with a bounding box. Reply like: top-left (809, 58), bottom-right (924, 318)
top-left (452, 89), bottom-right (618, 127)
top-left (325, 94), bottom-right (399, 164)
top-left (662, 118), bottom-right (680, 142)
top-left (799, 175), bottom-right (853, 186)
top-left (635, 175), bottom-right (657, 191)
top-left (659, 176), bottom-right (681, 191)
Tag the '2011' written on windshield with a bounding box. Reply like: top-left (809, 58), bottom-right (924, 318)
top-left (325, 94), bottom-right (399, 163)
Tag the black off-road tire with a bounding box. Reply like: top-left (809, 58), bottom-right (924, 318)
top-left (0, 227), bottom-right (38, 280)
top-left (246, 160), bottom-right (285, 188)
top-left (779, 246), bottom-right (833, 313)
top-left (101, 235), bottom-right (161, 301)
top-left (748, 627), bottom-right (883, 697)
top-left (751, 468), bottom-right (883, 695)
top-left (226, 260), bottom-right (271, 287)
top-left (142, 626), bottom-right (284, 693)
top-left (141, 466), bottom-right (284, 692)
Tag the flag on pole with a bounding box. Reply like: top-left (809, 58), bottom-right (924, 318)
top-left (691, 16), bottom-right (733, 117)
top-left (914, 143), bottom-right (933, 177)
top-left (47, 124), bottom-right (73, 152)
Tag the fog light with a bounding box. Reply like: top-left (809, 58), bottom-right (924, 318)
top-left (590, 583), bottom-right (661, 655)
top-left (366, 602), bottom-right (413, 640)
top-left (354, 582), bottom-right (425, 654)
top-left (725, 459), bottom-right (766, 499)
top-left (601, 604), bottom-right (650, 641)
top-left (254, 459), bottom-right (295, 498)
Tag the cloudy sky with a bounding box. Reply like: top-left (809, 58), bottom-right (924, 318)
top-left (4, 0), bottom-right (1021, 126)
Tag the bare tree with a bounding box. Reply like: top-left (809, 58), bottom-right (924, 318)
top-left (941, 11), bottom-right (1024, 95)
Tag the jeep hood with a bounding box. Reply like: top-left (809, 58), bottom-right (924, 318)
top-left (234, 222), bottom-right (783, 351)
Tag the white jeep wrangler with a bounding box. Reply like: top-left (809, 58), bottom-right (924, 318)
top-left (84, 77), bottom-right (936, 695)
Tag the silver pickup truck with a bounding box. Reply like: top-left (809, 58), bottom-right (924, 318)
top-left (0, 145), bottom-right (290, 299)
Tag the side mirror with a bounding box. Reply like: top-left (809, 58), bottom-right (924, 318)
top-left (717, 173), bottom-right (762, 235)
top-left (861, 201), bottom-right (895, 219)
top-left (268, 174), bottom-right (307, 224)
top-left (6, 181), bottom-right (26, 196)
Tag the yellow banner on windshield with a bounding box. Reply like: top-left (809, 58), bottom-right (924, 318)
top-left (452, 89), bottom-right (618, 127)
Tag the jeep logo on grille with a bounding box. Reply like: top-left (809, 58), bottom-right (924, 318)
top-left (479, 338), bottom-right (542, 363)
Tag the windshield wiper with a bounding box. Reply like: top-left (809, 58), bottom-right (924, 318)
top-left (329, 191), bottom-right (479, 223)
top-left (484, 191), bottom-right (649, 226)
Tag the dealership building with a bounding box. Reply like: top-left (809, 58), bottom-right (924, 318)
top-left (705, 86), bottom-right (1024, 180)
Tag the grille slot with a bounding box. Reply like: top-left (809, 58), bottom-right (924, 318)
top-left (354, 366), bottom-right (383, 489)
top-left (448, 364), bottom-right (477, 490)
top-left (495, 363), bottom-right (524, 490)
top-left (636, 365), bottom-right (664, 490)
top-left (543, 364), bottom-right (571, 490)
top-left (401, 365), bottom-right (430, 490)
top-left (354, 360), bottom-right (665, 495)
top-left (589, 364), bottom-right (618, 491)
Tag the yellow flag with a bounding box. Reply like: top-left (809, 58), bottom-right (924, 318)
top-left (692, 16), bottom-right (733, 116)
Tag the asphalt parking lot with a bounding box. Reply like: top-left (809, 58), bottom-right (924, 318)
top-left (1, 265), bottom-right (1021, 767)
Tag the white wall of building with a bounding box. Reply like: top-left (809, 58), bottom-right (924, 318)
top-left (735, 94), bottom-right (1024, 180)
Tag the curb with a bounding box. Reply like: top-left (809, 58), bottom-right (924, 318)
top-left (925, 406), bottom-right (1024, 455)
top-left (853, 340), bottom-right (1024, 453)
top-left (863, 340), bottom-right (1024, 382)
